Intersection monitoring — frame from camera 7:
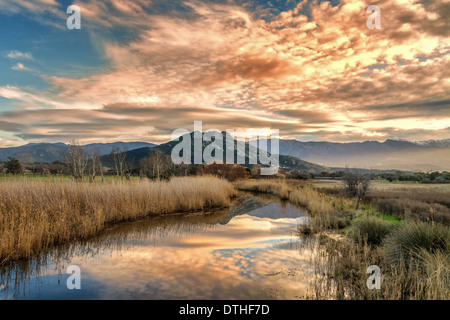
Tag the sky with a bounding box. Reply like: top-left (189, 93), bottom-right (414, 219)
top-left (0, 0), bottom-right (449, 146)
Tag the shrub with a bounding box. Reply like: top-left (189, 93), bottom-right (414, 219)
top-left (4, 157), bottom-right (23, 175)
top-left (352, 216), bottom-right (395, 246)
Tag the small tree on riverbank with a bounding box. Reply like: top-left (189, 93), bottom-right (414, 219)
top-left (342, 168), bottom-right (371, 210)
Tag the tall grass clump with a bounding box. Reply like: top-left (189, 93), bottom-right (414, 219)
top-left (309, 236), bottom-right (384, 300)
top-left (414, 249), bottom-right (450, 299)
top-left (352, 216), bottom-right (396, 246)
top-left (382, 221), bottom-right (449, 269)
top-left (310, 227), bottom-right (449, 300)
top-left (291, 187), bottom-right (354, 231)
top-left (376, 222), bottom-right (450, 299)
top-left (0, 176), bottom-right (236, 263)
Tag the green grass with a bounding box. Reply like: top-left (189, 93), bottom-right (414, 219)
top-left (379, 214), bottom-right (402, 224)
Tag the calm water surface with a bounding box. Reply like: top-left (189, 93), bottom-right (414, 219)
top-left (0, 193), bottom-right (313, 300)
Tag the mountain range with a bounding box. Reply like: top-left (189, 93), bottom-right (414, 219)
top-left (0, 142), bottom-right (156, 164)
top-left (1, 137), bottom-right (449, 172)
top-left (257, 139), bottom-right (450, 171)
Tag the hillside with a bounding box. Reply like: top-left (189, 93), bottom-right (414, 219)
top-left (101, 131), bottom-right (328, 173)
top-left (0, 142), bottom-right (156, 163)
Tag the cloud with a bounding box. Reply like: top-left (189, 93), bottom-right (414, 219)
top-left (11, 62), bottom-right (32, 72)
top-left (0, 85), bottom-right (76, 109)
top-left (0, 121), bottom-right (25, 132)
top-left (0, 0), bottom-right (449, 145)
top-left (0, 0), bottom-right (66, 29)
top-left (7, 50), bottom-right (33, 60)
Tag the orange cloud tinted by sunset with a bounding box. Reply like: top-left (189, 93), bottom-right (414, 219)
top-left (0, 0), bottom-right (449, 145)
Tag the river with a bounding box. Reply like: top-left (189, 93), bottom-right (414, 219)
top-left (0, 192), bottom-right (313, 300)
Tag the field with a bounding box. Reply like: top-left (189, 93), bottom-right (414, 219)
top-left (310, 178), bottom-right (450, 191)
top-left (312, 179), bottom-right (450, 225)
top-left (0, 175), bottom-right (236, 264)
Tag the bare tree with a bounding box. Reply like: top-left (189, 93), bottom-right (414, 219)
top-left (88, 150), bottom-right (104, 182)
top-left (342, 168), bottom-right (371, 210)
top-left (140, 150), bottom-right (172, 180)
top-left (62, 141), bottom-right (88, 181)
top-left (173, 163), bottom-right (196, 177)
top-left (48, 161), bottom-right (68, 175)
top-left (109, 147), bottom-right (130, 180)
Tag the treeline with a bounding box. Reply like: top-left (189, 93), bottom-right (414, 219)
top-left (378, 171), bottom-right (450, 183)
top-left (0, 143), bottom-right (252, 182)
top-left (2, 142), bottom-right (448, 184)
top-left (286, 169), bottom-right (450, 184)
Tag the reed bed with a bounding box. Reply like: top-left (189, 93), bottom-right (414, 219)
top-left (311, 222), bottom-right (449, 300)
top-left (236, 180), bottom-right (353, 231)
top-left (0, 176), bottom-right (236, 263)
top-left (234, 179), bottom-right (291, 199)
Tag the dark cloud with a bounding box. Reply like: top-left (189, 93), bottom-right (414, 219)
top-left (0, 121), bottom-right (25, 132)
top-left (365, 99), bottom-right (450, 120)
top-left (275, 109), bottom-right (336, 123)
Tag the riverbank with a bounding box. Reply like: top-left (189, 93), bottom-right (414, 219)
top-left (235, 179), bottom-right (449, 300)
top-left (0, 176), bottom-right (236, 264)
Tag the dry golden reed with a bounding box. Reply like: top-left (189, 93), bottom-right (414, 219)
top-left (0, 176), bottom-right (236, 263)
top-left (236, 179), bottom-right (353, 231)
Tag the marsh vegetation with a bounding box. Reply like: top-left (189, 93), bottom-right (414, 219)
top-left (236, 179), bottom-right (450, 300)
top-left (0, 169), bottom-right (448, 300)
top-left (0, 176), bottom-right (236, 264)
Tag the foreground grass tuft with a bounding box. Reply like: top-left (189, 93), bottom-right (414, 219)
top-left (382, 221), bottom-right (449, 269)
top-left (351, 216), bottom-right (396, 246)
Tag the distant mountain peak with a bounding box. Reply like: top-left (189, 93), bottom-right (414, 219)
top-left (414, 139), bottom-right (450, 147)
